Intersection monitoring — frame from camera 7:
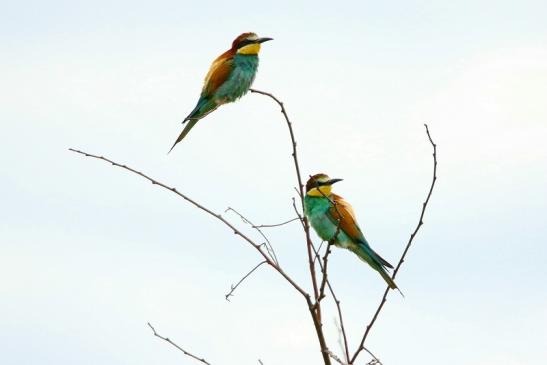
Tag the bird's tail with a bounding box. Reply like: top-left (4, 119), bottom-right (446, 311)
top-left (168, 118), bottom-right (199, 153)
top-left (352, 242), bottom-right (400, 291)
top-left (378, 265), bottom-right (399, 292)
top-left (168, 97), bottom-right (219, 153)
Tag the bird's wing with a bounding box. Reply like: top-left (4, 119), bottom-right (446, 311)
top-left (326, 194), bottom-right (365, 242)
top-left (202, 50), bottom-right (234, 97)
top-left (328, 194), bottom-right (394, 269)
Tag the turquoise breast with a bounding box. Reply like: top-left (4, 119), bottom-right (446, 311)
top-left (305, 196), bottom-right (353, 249)
top-left (305, 196), bottom-right (337, 241)
top-left (216, 54), bottom-right (259, 102)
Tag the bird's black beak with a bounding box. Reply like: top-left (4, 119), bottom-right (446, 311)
top-left (327, 178), bottom-right (343, 185)
top-left (256, 37), bottom-right (273, 43)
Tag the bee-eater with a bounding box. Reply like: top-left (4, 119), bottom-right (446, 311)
top-left (169, 32), bottom-right (273, 152)
top-left (304, 174), bottom-right (398, 290)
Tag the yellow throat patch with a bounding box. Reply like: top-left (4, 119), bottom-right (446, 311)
top-left (307, 185), bottom-right (332, 197)
top-left (237, 43), bottom-right (261, 55)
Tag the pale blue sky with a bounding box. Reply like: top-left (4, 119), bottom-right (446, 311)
top-left (1, 1), bottom-right (547, 364)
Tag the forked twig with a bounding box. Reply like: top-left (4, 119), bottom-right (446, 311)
top-left (225, 207), bottom-right (279, 265)
top-left (68, 148), bottom-right (308, 299)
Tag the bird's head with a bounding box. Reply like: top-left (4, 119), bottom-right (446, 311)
top-left (305, 173), bottom-right (343, 197)
top-left (232, 32), bottom-right (273, 55)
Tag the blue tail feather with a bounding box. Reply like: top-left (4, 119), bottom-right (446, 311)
top-left (170, 96), bottom-right (219, 152)
top-left (183, 96), bottom-right (209, 124)
top-left (353, 241), bottom-right (399, 290)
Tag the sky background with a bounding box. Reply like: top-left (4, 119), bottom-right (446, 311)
top-left (1, 1), bottom-right (547, 364)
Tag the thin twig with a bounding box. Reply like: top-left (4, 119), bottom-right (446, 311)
top-left (147, 322), bottom-right (211, 365)
top-left (313, 241), bottom-right (325, 264)
top-left (292, 198), bottom-right (306, 229)
top-left (350, 124), bottom-right (438, 363)
top-left (69, 148), bottom-right (308, 299)
top-left (225, 207), bottom-right (279, 265)
top-left (363, 347), bottom-right (382, 365)
top-left (316, 236), bottom-right (338, 308)
top-left (311, 243), bottom-right (350, 363)
top-left (317, 243), bottom-right (333, 303)
top-left (325, 349), bottom-right (347, 365)
top-left (225, 260), bottom-right (267, 301)
top-left (252, 217), bottom-right (301, 228)
top-left (250, 88), bottom-right (320, 301)
top-left (330, 280), bottom-right (350, 363)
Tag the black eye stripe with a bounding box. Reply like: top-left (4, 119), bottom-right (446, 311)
top-left (306, 177), bottom-right (330, 192)
top-left (237, 39), bottom-right (256, 48)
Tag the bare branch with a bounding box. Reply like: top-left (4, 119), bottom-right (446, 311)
top-left (249, 89), bottom-right (304, 195)
top-left (317, 243), bottom-right (333, 303)
top-left (311, 244), bottom-right (350, 363)
top-left (68, 148), bottom-right (308, 299)
top-left (250, 88), bottom-right (320, 302)
top-left (350, 124), bottom-right (438, 363)
top-left (328, 279), bottom-right (350, 363)
top-left (317, 229), bottom-right (339, 307)
top-left (252, 217), bottom-right (301, 228)
top-left (147, 322), bottom-right (211, 365)
top-left (291, 197), bottom-right (305, 228)
top-left (225, 260), bottom-right (267, 301)
top-left (250, 89), bottom-right (331, 365)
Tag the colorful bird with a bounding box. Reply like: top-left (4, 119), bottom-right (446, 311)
top-left (169, 32), bottom-right (273, 152)
top-left (304, 173), bottom-right (398, 290)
